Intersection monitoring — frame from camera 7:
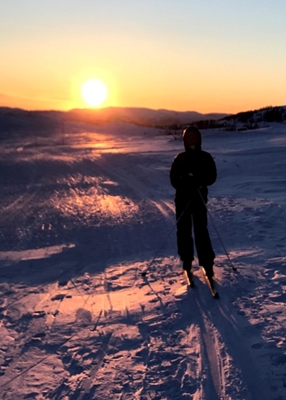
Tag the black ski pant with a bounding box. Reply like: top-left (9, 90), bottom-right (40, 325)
top-left (175, 197), bottom-right (215, 269)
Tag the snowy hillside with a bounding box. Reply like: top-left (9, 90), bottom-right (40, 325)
top-left (66, 107), bottom-right (228, 128)
top-left (0, 107), bottom-right (228, 134)
top-left (0, 122), bottom-right (286, 399)
top-left (204, 106), bottom-right (286, 132)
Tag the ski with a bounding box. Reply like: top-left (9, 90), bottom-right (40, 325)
top-left (202, 268), bottom-right (219, 298)
top-left (184, 270), bottom-right (195, 287)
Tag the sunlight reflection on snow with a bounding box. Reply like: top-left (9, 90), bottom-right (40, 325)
top-left (269, 136), bottom-right (286, 146)
top-left (51, 189), bottom-right (138, 223)
top-left (62, 131), bottom-right (172, 154)
top-left (0, 243), bottom-right (75, 262)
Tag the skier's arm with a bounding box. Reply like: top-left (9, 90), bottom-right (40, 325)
top-left (204, 153), bottom-right (217, 186)
top-left (170, 156), bottom-right (182, 189)
top-left (170, 154), bottom-right (194, 190)
top-left (194, 153), bottom-right (217, 187)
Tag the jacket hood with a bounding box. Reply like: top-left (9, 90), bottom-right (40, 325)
top-left (182, 126), bottom-right (202, 151)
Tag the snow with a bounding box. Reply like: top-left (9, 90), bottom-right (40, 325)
top-left (0, 121), bottom-right (286, 399)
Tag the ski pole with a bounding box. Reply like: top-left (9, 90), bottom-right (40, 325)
top-left (141, 198), bottom-right (192, 276)
top-left (196, 188), bottom-right (237, 272)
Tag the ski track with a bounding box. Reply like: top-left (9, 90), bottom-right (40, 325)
top-left (96, 153), bottom-right (175, 223)
top-left (193, 272), bottom-right (270, 400)
top-left (0, 127), bottom-right (285, 399)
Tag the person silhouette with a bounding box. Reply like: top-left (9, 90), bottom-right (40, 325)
top-left (170, 126), bottom-right (217, 279)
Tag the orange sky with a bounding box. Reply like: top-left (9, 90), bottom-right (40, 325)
top-left (1, 1), bottom-right (286, 114)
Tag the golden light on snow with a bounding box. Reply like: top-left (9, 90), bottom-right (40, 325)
top-left (50, 176), bottom-right (139, 224)
top-left (81, 79), bottom-right (108, 107)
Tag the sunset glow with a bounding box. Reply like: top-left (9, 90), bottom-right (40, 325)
top-left (1, 2), bottom-right (286, 113)
top-left (81, 79), bottom-right (108, 107)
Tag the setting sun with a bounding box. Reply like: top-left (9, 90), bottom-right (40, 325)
top-left (81, 79), bottom-right (108, 107)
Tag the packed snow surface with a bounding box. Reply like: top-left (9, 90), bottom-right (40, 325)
top-left (0, 122), bottom-right (286, 399)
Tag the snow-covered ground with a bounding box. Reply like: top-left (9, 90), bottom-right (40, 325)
top-left (0, 122), bottom-right (286, 399)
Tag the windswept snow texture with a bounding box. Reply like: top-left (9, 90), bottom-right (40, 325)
top-left (1, 122), bottom-right (286, 399)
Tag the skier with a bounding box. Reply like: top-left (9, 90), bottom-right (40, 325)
top-left (170, 126), bottom-right (217, 279)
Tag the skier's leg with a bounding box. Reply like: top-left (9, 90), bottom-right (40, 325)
top-left (175, 199), bottom-right (194, 268)
top-left (193, 204), bottom-right (215, 276)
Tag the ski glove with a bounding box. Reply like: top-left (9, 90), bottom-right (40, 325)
top-left (184, 173), bottom-right (197, 188)
top-left (187, 172), bottom-right (202, 188)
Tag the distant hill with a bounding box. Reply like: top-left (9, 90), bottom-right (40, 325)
top-left (1, 105), bottom-right (285, 134)
top-left (191, 105), bottom-right (286, 131)
top-left (0, 106), bottom-right (228, 133)
top-left (0, 107), bottom-right (63, 133)
top-left (221, 105), bottom-right (286, 130)
top-left (66, 107), bottom-right (228, 128)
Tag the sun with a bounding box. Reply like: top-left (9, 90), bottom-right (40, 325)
top-left (81, 79), bottom-right (108, 107)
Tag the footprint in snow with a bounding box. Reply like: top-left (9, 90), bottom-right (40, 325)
top-left (51, 294), bottom-right (65, 301)
top-left (273, 354), bottom-right (286, 365)
top-left (251, 343), bottom-right (263, 349)
top-left (76, 308), bottom-right (92, 324)
top-left (149, 298), bottom-right (160, 304)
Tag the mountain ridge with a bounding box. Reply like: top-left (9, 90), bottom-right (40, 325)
top-left (0, 106), bottom-right (228, 132)
top-left (1, 105), bottom-right (286, 133)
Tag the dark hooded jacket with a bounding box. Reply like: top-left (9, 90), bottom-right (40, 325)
top-left (170, 130), bottom-right (217, 204)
